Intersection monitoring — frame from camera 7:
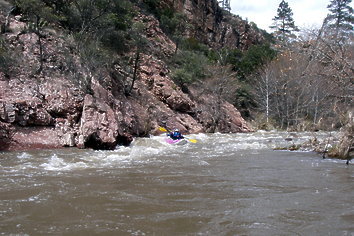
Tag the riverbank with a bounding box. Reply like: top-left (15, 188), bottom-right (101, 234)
top-left (272, 124), bottom-right (353, 164)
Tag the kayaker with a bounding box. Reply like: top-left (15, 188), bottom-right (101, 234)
top-left (167, 129), bottom-right (184, 140)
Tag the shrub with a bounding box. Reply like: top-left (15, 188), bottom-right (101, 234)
top-left (180, 37), bottom-right (209, 55)
top-left (170, 50), bottom-right (210, 88)
top-left (233, 83), bottom-right (256, 118)
top-left (228, 44), bottom-right (277, 80)
top-left (0, 36), bottom-right (12, 76)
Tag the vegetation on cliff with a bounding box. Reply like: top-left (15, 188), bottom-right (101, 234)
top-left (1, 0), bottom-right (259, 150)
top-left (0, 0), bottom-right (352, 154)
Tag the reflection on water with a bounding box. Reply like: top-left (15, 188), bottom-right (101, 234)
top-left (0, 131), bottom-right (353, 235)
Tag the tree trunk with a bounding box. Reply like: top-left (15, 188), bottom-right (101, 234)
top-left (127, 49), bottom-right (140, 95)
top-left (35, 16), bottom-right (44, 75)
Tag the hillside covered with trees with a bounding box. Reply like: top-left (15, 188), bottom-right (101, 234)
top-left (0, 0), bottom-right (353, 157)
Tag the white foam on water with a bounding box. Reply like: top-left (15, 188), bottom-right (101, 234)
top-left (40, 154), bottom-right (88, 171)
top-left (29, 131), bottom-right (338, 172)
top-left (17, 152), bottom-right (32, 160)
top-left (38, 136), bottom-right (178, 171)
top-left (197, 160), bottom-right (210, 166)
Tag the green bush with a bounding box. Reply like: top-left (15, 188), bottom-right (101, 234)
top-left (100, 30), bottom-right (128, 53)
top-left (143, 0), bottom-right (161, 14)
top-left (180, 37), bottom-right (209, 55)
top-left (160, 11), bottom-right (184, 36)
top-left (170, 50), bottom-right (210, 89)
top-left (228, 44), bottom-right (276, 80)
top-left (226, 48), bottom-right (243, 65)
top-left (233, 83), bottom-right (257, 118)
top-left (0, 36), bottom-right (12, 76)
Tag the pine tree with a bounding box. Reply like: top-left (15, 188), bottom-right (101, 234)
top-left (325, 0), bottom-right (354, 38)
top-left (270, 0), bottom-right (299, 43)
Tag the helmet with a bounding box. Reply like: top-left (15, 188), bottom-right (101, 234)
top-left (174, 129), bottom-right (179, 132)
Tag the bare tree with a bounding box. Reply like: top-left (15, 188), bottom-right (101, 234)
top-left (253, 25), bottom-right (353, 130)
top-left (201, 50), bottom-right (238, 131)
top-left (253, 64), bottom-right (276, 124)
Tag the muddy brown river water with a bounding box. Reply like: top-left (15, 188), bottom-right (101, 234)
top-left (0, 131), bottom-right (353, 235)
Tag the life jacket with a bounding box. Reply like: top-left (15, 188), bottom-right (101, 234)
top-left (170, 131), bottom-right (183, 140)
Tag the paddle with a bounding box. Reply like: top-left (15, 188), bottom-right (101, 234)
top-left (158, 127), bottom-right (198, 143)
top-left (158, 127), bottom-right (168, 132)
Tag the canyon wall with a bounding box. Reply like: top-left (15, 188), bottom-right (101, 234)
top-left (0, 0), bottom-right (261, 151)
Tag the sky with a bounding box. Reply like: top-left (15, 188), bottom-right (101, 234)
top-left (230, 0), bottom-right (354, 32)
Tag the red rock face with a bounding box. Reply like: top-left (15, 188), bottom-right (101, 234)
top-left (0, 121), bottom-right (11, 150)
top-left (77, 94), bottom-right (119, 150)
top-left (163, 0), bottom-right (264, 50)
top-left (0, 2), bottom-right (254, 151)
top-left (8, 126), bottom-right (62, 151)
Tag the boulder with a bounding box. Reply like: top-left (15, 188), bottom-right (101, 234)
top-left (40, 78), bottom-right (84, 120)
top-left (7, 126), bottom-right (61, 151)
top-left (78, 94), bottom-right (119, 150)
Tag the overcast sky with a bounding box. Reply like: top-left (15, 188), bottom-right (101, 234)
top-left (230, 0), bottom-right (354, 32)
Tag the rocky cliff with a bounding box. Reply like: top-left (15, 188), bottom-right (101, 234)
top-left (166, 0), bottom-right (263, 50)
top-left (0, 0), bottom-right (260, 151)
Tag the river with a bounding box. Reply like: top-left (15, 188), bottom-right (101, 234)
top-left (0, 131), bottom-right (353, 235)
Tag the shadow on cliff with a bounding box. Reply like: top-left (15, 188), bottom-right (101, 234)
top-left (84, 133), bottom-right (133, 150)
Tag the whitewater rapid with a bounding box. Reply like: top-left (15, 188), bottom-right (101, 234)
top-left (1, 131), bottom-right (352, 236)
